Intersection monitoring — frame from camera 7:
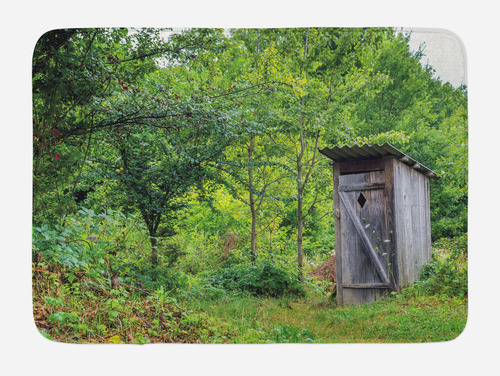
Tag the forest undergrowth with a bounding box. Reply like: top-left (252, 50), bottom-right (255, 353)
top-left (32, 232), bottom-right (467, 344)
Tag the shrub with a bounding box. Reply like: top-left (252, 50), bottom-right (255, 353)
top-left (204, 263), bottom-right (305, 297)
top-left (123, 264), bottom-right (189, 293)
top-left (174, 230), bottom-right (246, 275)
top-left (32, 208), bottom-right (148, 271)
top-left (416, 254), bottom-right (467, 299)
top-left (432, 234), bottom-right (468, 260)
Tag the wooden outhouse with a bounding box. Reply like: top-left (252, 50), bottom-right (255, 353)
top-left (319, 143), bottom-right (439, 305)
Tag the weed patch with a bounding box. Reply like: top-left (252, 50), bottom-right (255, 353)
top-left (32, 261), bottom-right (231, 343)
top-left (203, 262), bottom-right (305, 297)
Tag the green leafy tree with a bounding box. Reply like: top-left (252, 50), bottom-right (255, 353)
top-left (258, 28), bottom-right (391, 277)
top-left (32, 28), bottom-right (228, 222)
top-left (33, 28), bottom-right (242, 266)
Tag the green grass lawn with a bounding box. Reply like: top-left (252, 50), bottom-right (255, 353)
top-left (182, 292), bottom-right (467, 343)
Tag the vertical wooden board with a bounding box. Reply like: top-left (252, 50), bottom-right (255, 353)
top-left (393, 163), bottom-right (403, 284)
top-left (417, 170), bottom-right (427, 277)
top-left (410, 168), bottom-right (430, 281)
top-left (404, 167), bottom-right (415, 285)
top-left (332, 164), bottom-right (343, 305)
top-left (410, 168), bottom-right (421, 282)
top-left (383, 157), bottom-right (398, 288)
top-left (366, 171), bottom-right (388, 302)
top-left (404, 166), bottom-right (414, 285)
top-left (414, 171), bottom-right (432, 278)
top-left (424, 179), bottom-right (432, 264)
top-left (406, 168), bottom-right (416, 283)
top-left (394, 162), bottom-right (410, 286)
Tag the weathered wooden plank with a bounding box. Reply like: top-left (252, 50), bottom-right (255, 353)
top-left (409, 167), bottom-right (420, 283)
top-left (332, 163), bottom-right (344, 305)
top-left (338, 182), bottom-right (385, 192)
top-left (425, 178), bottom-right (432, 262)
top-left (339, 190), bottom-right (390, 285)
top-left (383, 157), bottom-right (398, 290)
top-left (397, 162), bottom-right (413, 286)
top-left (338, 159), bottom-right (385, 175)
top-left (343, 283), bottom-right (391, 289)
top-left (367, 171), bottom-right (390, 301)
top-left (414, 169), bottom-right (432, 279)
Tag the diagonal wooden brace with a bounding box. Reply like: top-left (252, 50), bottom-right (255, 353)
top-left (339, 191), bottom-right (391, 286)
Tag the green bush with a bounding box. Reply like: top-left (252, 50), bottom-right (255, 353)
top-left (173, 230), bottom-right (247, 275)
top-left (432, 234), bottom-right (468, 259)
top-left (416, 254), bottom-right (467, 299)
top-left (204, 263), bottom-right (305, 297)
top-left (123, 264), bottom-right (189, 293)
top-left (32, 208), bottom-right (147, 269)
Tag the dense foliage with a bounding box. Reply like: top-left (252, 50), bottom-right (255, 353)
top-left (32, 27), bottom-right (467, 343)
top-left (204, 262), bottom-right (305, 297)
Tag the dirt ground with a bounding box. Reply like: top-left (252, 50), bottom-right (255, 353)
top-left (310, 254), bottom-right (337, 294)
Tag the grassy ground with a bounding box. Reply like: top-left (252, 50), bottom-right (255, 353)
top-left (33, 261), bottom-right (467, 344)
top-left (181, 292), bottom-right (467, 343)
top-left (179, 242), bottom-right (468, 343)
top-left (33, 240), bottom-right (468, 344)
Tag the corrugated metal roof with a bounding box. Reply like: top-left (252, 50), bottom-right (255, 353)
top-left (319, 143), bottom-right (439, 179)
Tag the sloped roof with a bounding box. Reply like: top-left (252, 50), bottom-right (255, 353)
top-left (319, 143), bottom-right (439, 179)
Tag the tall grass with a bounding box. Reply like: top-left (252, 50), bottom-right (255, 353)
top-left (180, 290), bottom-right (467, 343)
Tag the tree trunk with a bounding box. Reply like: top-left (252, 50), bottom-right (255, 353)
top-left (248, 134), bottom-right (257, 263)
top-left (296, 28), bottom-right (309, 282)
top-left (248, 29), bottom-right (260, 264)
top-left (297, 137), bottom-right (304, 281)
top-left (150, 234), bottom-right (159, 268)
top-left (142, 211), bottom-right (161, 269)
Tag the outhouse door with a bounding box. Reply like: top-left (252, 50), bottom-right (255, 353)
top-left (338, 170), bottom-right (394, 305)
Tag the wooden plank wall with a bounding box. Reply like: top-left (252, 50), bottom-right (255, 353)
top-left (393, 160), bottom-right (432, 286)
